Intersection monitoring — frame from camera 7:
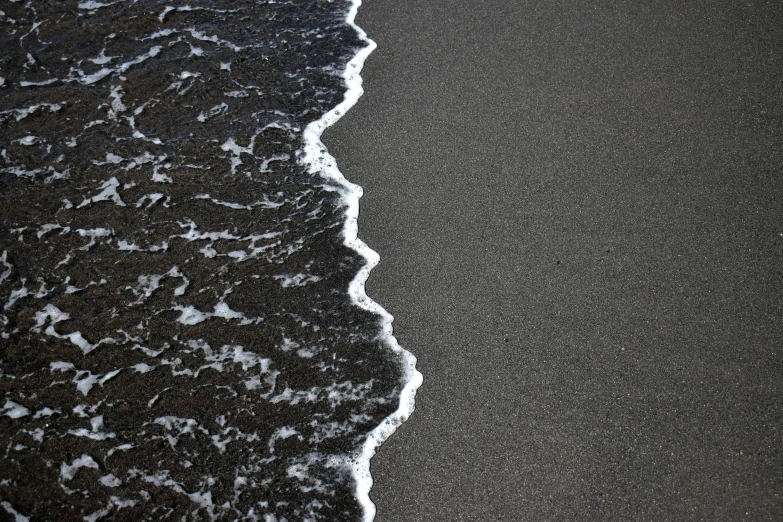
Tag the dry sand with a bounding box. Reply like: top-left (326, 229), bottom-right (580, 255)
top-left (324, 0), bottom-right (783, 520)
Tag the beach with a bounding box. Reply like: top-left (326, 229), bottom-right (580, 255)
top-left (324, 0), bottom-right (783, 519)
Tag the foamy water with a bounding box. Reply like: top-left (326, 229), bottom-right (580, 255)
top-left (0, 1), bottom-right (420, 520)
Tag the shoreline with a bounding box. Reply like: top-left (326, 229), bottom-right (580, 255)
top-left (302, 1), bottom-right (423, 519)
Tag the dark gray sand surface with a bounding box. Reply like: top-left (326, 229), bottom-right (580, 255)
top-left (324, 0), bottom-right (783, 520)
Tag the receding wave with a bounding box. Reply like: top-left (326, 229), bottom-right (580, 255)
top-left (0, 1), bottom-right (420, 520)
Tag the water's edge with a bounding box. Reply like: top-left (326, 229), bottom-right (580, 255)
top-left (300, 2), bottom-right (423, 519)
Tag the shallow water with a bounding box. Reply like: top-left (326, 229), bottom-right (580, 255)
top-left (0, 1), bottom-right (418, 520)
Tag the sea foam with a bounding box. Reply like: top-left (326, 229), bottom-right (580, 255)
top-left (301, 1), bottom-right (423, 519)
top-left (0, 1), bottom-right (419, 519)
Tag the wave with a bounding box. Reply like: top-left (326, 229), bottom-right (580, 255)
top-left (0, 1), bottom-right (419, 519)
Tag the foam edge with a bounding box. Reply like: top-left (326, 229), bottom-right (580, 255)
top-left (299, 1), bottom-right (423, 521)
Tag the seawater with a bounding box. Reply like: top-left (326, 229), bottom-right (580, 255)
top-left (0, 1), bottom-right (420, 520)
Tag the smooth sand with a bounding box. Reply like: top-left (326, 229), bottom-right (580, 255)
top-left (324, 1), bottom-right (783, 520)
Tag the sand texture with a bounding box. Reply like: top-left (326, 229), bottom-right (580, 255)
top-left (324, 0), bottom-right (783, 519)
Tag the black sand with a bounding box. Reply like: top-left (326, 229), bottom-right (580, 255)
top-left (324, 0), bottom-right (783, 519)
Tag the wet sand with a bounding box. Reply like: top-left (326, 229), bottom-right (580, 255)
top-left (324, 0), bottom-right (783, 520)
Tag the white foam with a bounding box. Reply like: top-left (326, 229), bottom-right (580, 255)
top-left (0, 251), bottom-right (12, 284)
top-left (60, 454), bottom-right (99, 481)
top-left (33, 407), bottom-right (58, 419)
top-left (78, 177), bottom-right (125, 207)
top-left (135, 193), bottom-right (165, 208)
top-left (99, 474), bottom-right (121, 487)
top-left (78, 1), bottom-right (118, 10)
top-left (0, 103), bottom-right (62, 122)
top-left (220, 135), bottom-right (256, 174)
top-left (197, 102), bottom-right (229, 122)
top-left (268, 426), bottom-right (301, 454)
top-left (299, 2), bottom-right (422, 519)
top-left (2, 400), bottom-right (30, 419)
top-left (195, 193), bottom-right (252, 210)
top-left (117, 239), bottom-right (168, 252)
top-left (20, 78), bottom-right (58, 87)
top-left (173, 301), bottom-right (259, 326)
top-left (17, 135), bottom-right (39, 146)
top-left (89, 49), bottom-right (115, 65)
top-left (0, 501), bottom-right (30, 522)
top-left (66, 45), bottom-right (161, 86)
top-left (127, 267), bottom-right (188, 303)
top-left (273, 273), bottom-right (322, 288)
top-left (153, 416), bottom-right (198, 448)
top-left (34, 304), bottom-right (117, 355)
